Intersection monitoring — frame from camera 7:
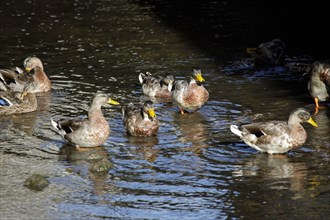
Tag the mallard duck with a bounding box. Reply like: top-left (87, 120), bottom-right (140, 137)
top-left (138, 72), bottom-right (174, 99)
top-left (0, 82), bottom-right (37, 115)
top-left (122, 100), bottom-right (159, 137)
top-left (171, 68), bottom-right (209, 114)
top-left (0, 56), bottom-right (51, 93)
top-left (0, 67), bottom-right (33, 92)
top-left (307, 61), bottom-right (330, 113)
top-left (24, 56), bottom-right (52, 92)
top-left (246, 39), bottom-right (286, 67)
top-left (51, 93), bottom-right (119, 148)
top-left (230, 108), bottom-right (318, 154)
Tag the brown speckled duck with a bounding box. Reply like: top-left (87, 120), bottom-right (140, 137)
top-left (122, 100), bottom-right (159, 137)
top-left (0, 67), bottom-right (33, 92)
top-left (0, 56), bottom-right (51, 93)
top-left (246, 39), bottom-right (286, 67)
top-left (230, 108), bottom-right (317, 154)
top-left (307, 61), bottom-right (330, 113)
top-left (24, 56), bottom-right (52, 92)
top-left (0, 82), bottom-right (37, 115)
top-left (171, 68), bottom-right (209, 114)
top-left (139, 72), bottom-right (174, 99)
top-left (51, 93), bottom-right (119, 148)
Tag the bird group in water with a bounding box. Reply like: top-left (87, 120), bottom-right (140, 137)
top-left (1, 39), bottom-right (328, 154)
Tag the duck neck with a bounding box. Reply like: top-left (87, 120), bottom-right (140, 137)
top-left (141, 109), bottom-right (150, 121)
top-left (287, 114), bottom-right (298, 130)
top-left (287, 114), bottom-right (305, 134)
top-left (34, 66), bottom-right (49, 81)
top-left (190, 77), bottom-right (197, 85)
top-left (88, 105), bottom-right (104, 121)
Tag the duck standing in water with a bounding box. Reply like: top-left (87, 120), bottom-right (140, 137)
top-left (246, 39), bottom-right (286, 67)
top-left (122, 100), bottom-right (159, 137)
top-left (307, 61), bottom-right (330, 114)
top-left (230, 108), bottom-right (318, 154)
top-left (171, 68), bottom-right (209, 114)
top-left (51, 93), bottom-right (119, 148)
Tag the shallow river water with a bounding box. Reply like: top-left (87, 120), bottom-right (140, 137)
top-left (0, 0), bottom-right (329, 219)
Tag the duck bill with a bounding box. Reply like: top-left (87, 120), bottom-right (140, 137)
top-left (196, 73), bottom-right (205, 83)
top-left (19, 91), bottom-right (28, 100)
top-left (25, 67), bottom-right (32, 73)
top-left (108, 99), bottom-right (120, 105)
top-left (246, 47), bottom-right (257, 54)
top-left (148, 108), bottom-right (156, 118)
top-left (307, 117), bottom-right (318, 127)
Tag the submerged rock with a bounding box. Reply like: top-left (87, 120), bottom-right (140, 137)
top-left (24, 174), bottom-right (49, 191)
top-left (89, 158), bottom-right (113, 174)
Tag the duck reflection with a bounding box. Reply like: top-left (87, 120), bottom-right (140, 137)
top-left (0, 110), bottom-right (38, 136)
top-left (233, 154), bottom-right (308, 199)
top-left (173, 111), bottom-right (209, 155)
top-left (0, 91), bottom-right (52, 136)
top-left (36, 91), bottom-right (52, 112)
top-left (59, 144), bottom-right (112, 171)
top-left (59, 144), bottom-right (115, 195)
top-left (127, 136), bottom-right (160, 162)
top-left (309, 107), bottom-right (330, 148)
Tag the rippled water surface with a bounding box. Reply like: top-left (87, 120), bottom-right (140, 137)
top-left (1, 0), bottom-right (329, 219)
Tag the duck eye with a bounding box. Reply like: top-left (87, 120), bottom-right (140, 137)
top-left (300, 112), bottom-right (309, 120)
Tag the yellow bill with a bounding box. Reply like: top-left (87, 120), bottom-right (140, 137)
top-left (195, 73), bottom-right (205, 83)
top-left (19, 91), bottom-right (28, 100)
top-left (108, 99), bottom-right (120, 105)
top-left (246, 47), bottom-right (257, 54)
top-left (307, 117), bottom-right (318, 127)
top-left (148, 108), bottom-right (156, 118)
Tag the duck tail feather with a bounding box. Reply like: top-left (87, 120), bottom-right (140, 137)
top-left (230, 125), bottom-right (242, 137)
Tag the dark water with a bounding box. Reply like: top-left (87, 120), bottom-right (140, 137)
top-left (1, 0), bottom-right (329, 219)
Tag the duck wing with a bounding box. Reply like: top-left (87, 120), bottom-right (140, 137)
top-left (52, 118), bottom-right (87, 134)
top-left (242, 121), bottom-right (288, 138)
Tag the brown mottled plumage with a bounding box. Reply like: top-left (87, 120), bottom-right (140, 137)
top-left (51, 93), bottom-right (119, 148)
top-left (24, 56), bottom-right (52, 92)
top-left (0, 67), bottom-right (33, 92)
top-left (171, 68), bottom-right (209, 114)
top-left (122, 101), bottom-right (159, 137)
top-left (139, 72), bottom-right (174, 99)
top-left (307, 61), bottom-right (330, 113)
top-left (246, 39), bottom-right (286, 67)
top-left (0, 56), bottom-right (51, 93)
top-left (230, 108), bottom-right (318, 154)
top-left (0, 83), bottom-right (37, 115)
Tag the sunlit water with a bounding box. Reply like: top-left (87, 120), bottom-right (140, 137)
top-left (1, 0), bottom-right (329, 219)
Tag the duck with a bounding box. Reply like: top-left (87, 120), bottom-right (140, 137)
top-left (0, 82), bottom-right (37, 115)
top-left (138, 72), bottom-right (174, 99)
top-left (0, 56), bottom-right (51, 93)
top-left (0, 66), bottom-right (33, 92)
top-left (246, 39), bottom-right (286, 67)
top-left (171, 68), bottom-right (209, 114)
top-left (51, 93), bottom-right (119, 148)
top-left (230, 108), bottom-right (318, 154)
top-left (307, 61), bottom-right (330, 113)
top-left (122, 100), bottom-right (159, 137)
top-left (24, 56), bottom-right (52, 92)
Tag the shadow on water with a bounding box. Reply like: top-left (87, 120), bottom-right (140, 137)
top-left (134, 0), bottom-right (330, 60)
top-left (133, 0), bottom-right (329, 109)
